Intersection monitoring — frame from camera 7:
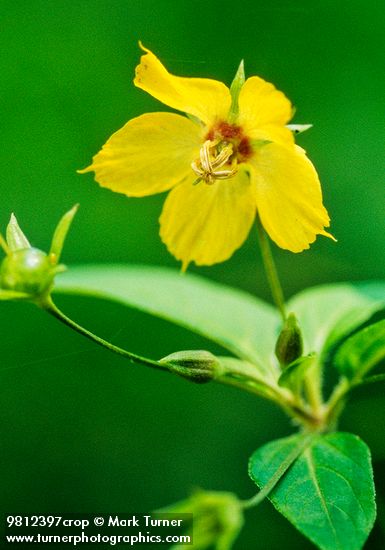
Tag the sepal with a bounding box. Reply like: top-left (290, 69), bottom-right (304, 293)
top-left (0, 206), bottom-right (78, 302)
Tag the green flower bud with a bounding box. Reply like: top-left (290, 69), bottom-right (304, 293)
top-left (158, 490), bottom-right (244, 550)
top-left (160, 349), bottom-right (221, 383)
top-left (275, 313), bottom-right (303, 368)
top-left (0, 248), bottom-right (56, 295)
top-left (0, 205), bottom-right (78, 302)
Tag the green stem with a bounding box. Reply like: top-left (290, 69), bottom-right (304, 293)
top-left (39, 296), bottom-right (320, 428)
top-left (323, 378), bottom-right (350, 428)
top-left (352, 373), bottom-right (385, 386)
top-left (241, 432), bottom-right (315, 509)
top-left (38, 297), bottom-right (288, 397)
top-left (41, 296), bottom-right (169, 373)
top-left (217, 370), bottom-right (321, 429)
top-left (303, 360), bottom-right (324, 418)
top-left (255, 216), bottom-right (287, 322)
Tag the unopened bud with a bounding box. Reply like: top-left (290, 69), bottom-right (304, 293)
top-left (0, 206), bottom-right (78, 302)
top-left (160, 350), bottom-right (221, 384)
top-left (275, 313), bottom-right (303, 367)
top-left (0, 248), bottom-right (57, 295)
top-left (157, 490), bottom-right (243, 550)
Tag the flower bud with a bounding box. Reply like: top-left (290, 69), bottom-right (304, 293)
top-left (275, 313), bottom-right (303, 367)
top-left (0, 206), bottom-right (78, 302)
top-left (0, 248), bottom-right (56, 295)
top-left (159, 349), bottom-right (221, 383)
top-left (157, 490), bottom-right (243, 550)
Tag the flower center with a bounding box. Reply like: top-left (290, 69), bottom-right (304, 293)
top-left (191, 140), bottom-right (237, 185)
top-left (191, 122), bottom-right (252, 185)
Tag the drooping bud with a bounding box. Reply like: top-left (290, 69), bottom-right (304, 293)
top-left (0, 205), bottom-right (78, 302)
top-left (275, 313), bottom-right (303, 368)
top-left (159, 349), bottom-right (221, 383)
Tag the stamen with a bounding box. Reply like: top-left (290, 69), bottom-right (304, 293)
top-left (191, 140), bottom-right (238, 185)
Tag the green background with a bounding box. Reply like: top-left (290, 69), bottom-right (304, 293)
top-left (1, 1), bottom-right (384, 548)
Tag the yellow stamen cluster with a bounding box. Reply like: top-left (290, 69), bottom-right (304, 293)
top-left (191, 140), bottom-right (238, 185)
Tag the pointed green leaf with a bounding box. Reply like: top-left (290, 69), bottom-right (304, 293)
top-left (287, 282), bottom-right (385, 356)
top-left (6, 214), bottom-right (31, 251)
top-left (49, 204), bottom-right (79, 263)
top-left (335, 319), bottom-right (385, 381)
top-left (249, 432), bottom-right (376, 550)
top-left (55, 265), bottom-right (280, 376)
top-left (228, 60), bottom-right (245, 121)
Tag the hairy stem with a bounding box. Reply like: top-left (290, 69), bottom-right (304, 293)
top-left (39, 296), bottom-right (321, 428)
top-left (41, 296), bottom-right (170, 372)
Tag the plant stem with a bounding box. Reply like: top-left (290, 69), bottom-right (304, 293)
top-left (241, 432), bottom-right (315, 509)
top-left (323, 378), bottom-right (350, 428)
top-left (40, 296), bottom-right (170, 373)
top-left (217, 370), bottom-right (321, 429)
top-left (39, 296), bottom-right (321, 428)
top-left (255, 216), bottom-right (287, 322)
top-left (303, 360), bottom-right (324, 418)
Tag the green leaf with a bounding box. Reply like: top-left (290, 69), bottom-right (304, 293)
top-left (335, 319), bottom-right (385, 381)
top-left (249, 432), bottom-right (376, 550)
top-left (55, 265), bottom-right (280, 376)
top-left (287, 282), bottom-right (385, 356)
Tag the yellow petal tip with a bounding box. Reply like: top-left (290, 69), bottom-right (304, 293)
top-left (322, 230), bottom-right (337, 242)
top-left (77, 165), bottom-right (93, 174)
top-left (138, 40), bottom-right (150, 53)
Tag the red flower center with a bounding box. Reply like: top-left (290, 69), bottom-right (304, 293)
top-left (206, 122), bottom-right (253, 162)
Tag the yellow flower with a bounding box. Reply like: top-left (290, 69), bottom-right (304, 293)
top-left (80, 45), bottom-right (334, 268)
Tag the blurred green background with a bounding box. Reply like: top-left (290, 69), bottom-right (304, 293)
top-left (1, 1), bottom-right (384, 548)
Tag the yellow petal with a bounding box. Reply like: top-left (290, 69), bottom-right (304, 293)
top-left (79, 113), bottom-right (201, 197)
top-left (134, 44), bottom-right (231, 126)
top-left (249, 144), bottom-right (334, 252)
top-left (249, 124), bottom-right (295, 148)
top-left (238, 76), bottom-right (293, 145)
top-left (159, 169), bottom-right (256, 268)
